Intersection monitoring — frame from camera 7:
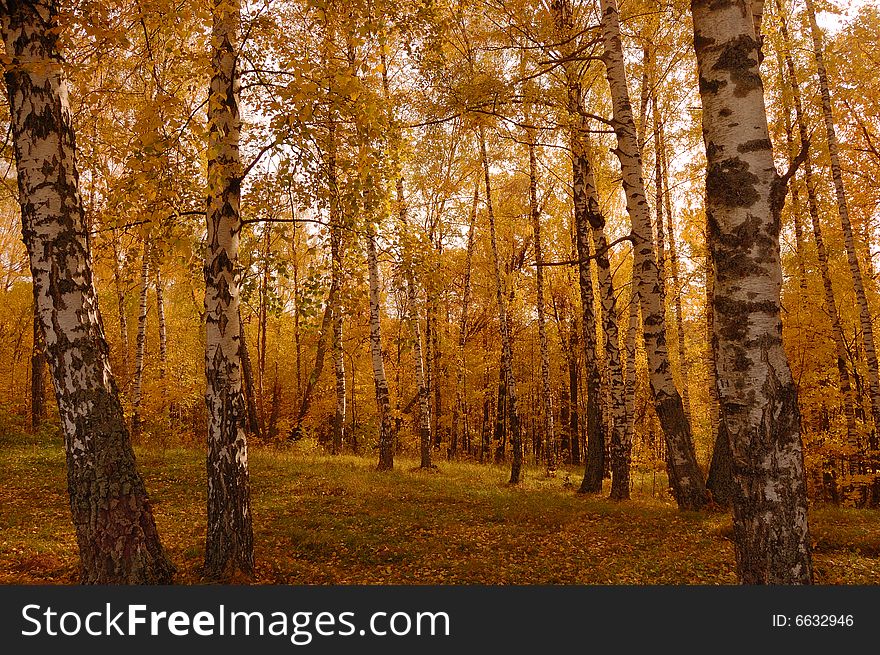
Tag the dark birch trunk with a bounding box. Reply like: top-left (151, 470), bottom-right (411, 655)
top-left (30, 309), bottom-right (46, 430)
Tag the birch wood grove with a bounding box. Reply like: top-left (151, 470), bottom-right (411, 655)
top-left (3, 0), bottom-right (880, 587)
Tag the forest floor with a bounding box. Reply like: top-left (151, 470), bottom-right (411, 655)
top-left (1, 430), bottom-right (878, 584)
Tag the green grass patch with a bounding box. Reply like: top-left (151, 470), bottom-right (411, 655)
top-left (0, 434), bottom-right (876, 584)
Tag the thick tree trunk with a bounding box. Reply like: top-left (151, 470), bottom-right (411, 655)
top-left (131, 243), bottom-right (149, 437)
top-left (30, 309), bottom-right (46, 430)
top-left (600, 0), bottom-right (708, 510)
top-left (204, 0), bottom-right (253, 579)
top-left (692, 0), bottom-right (812, 583)
top-left (367, 226), bottom-right (395, 471)
top-left (452, 183), bottom-right (478, 458)
top-left (528, 138), bottom-right (557, 476)
top-left (1, 0), bottom-right (173, 583)
top-left (479, 126), bottom-right (523, 484)
top-left (804, 0), bottom-right (879, 440)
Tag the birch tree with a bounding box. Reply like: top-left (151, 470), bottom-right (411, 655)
top-left (1, 0), bottom-right (174, 583)
top-left (599, 0), bottom-right (708, 510)
top-left (480, 125), bottom-right (524, 484)
top-left (804, 0), bottom-right (880, 438)
top-left (204, 0), bottom-right (254, 579)
top-left (691, 0), bottom-right (812, 583)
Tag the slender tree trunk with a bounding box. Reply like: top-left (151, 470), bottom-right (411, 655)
top-left (479, 125), bottom-right (523, 484)
top-left (624, 290), bottom-right (640, 451)
top-left (804, 0), bottom-right (880, 439)
top-left (367, 224), bottom-right (395, 471)
top-left (239, 312), bottom-right (261, 438)
top-left (328, 118), bottom-right (346, 455)
top-left (410, 278), bottom-right (432, 469)
top-left (551, 0), bottom-right (604, 491)
top-left (593, 226), bottom-right (629, 498)
top-left (204, 0), bottom-right (253, 579)
top-left (452, 183), bottom-right (479, 458)
top-left (775, 0), bottom-right (857, 447)
top-left (528, 138), bottom-right (557, 476)
top-left (569, 318), bottom-right (581, 465)
top-left (658, 118), bottom-right (692, 421)
top-left (111, 232), bottom-right (130, 383)
top-left (600, 0), bottom-right (708, 510)
top-left (153, 257), bottom-right (168, 419)
top-left (1, 0), bottom-right (173, 583)
top-left (705, 232), bottom-right (733, 507)
top-left (692, 0), bottom-right (812, 582)
top-left (131, 243), bottom-right (149, 437)
top-left (396, 179), bottom-right (432, 468)
top-left (288, 295), bottom-right (333, 439)
top-left (30, 309), bottom-right (46, 431)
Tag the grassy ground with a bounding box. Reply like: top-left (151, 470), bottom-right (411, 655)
top-left (1, 430), bottom-right (878, 584)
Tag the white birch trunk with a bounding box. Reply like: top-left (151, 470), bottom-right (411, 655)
top-left (599, 0), bottom-right (708, 509)
top-left (131, 243), bottom-right (149, 436)
top-left (528, 137), bottom-right (557, 476)
top-left (692, 0), bottom-right (812, 582)
top-left (367, 225), bottom-right (395, 471)
top-left (1, 0), bottom-right (173, 583)
top-left (804, 0), bottom-right (880, 439)
top-left (204, 0), bottom-right (253, 579)
top-left (479, 125), bottom-right (524, 484)
top-left (452, 183), bottom-right (479, 458)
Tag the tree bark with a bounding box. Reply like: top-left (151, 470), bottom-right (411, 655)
top-left (396, 179), bottom-right (432, 468)
top-left (131, 242), bottom-right (149, 437)
top-left (367, 224), bottom-right (395, 471)
top-left (204, 0), bottom-right (253, 579)
top-left (692, 0), bottom-right (812, 582)
top-left (30, 309), bottom-right (46, 431)
top-left (705, 229), bottom-right (733, 507)
top-left (452, 183), bottom-right (479, 458)
top-left (1, 0), bottom-right (174, 583)
top-left (288, 295), bottom-right (333, 439)
top-left (528, 138), bottom-right (557, 476)
top-left (111, 232), bottom-right (130, 383)
top-left (600, 0), bottom-right (708, 509)
top-left (153, 255), bottom-right (168, 418)
top-left (239, 312), bottom-right (261, 438)
top-left (775, 0), bottom-right (857, 447)
top-left (479, 125), bottom-right (523, 484)
top-left (804, 0), bottom-right (879, 440)
top-left (329, 118), bottom-right (346, 455)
